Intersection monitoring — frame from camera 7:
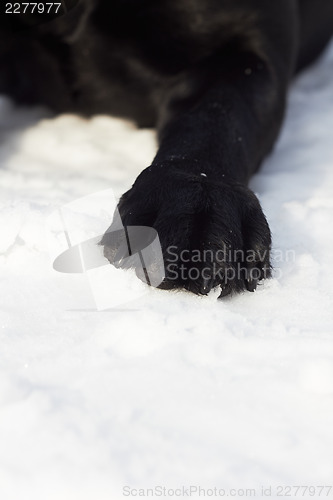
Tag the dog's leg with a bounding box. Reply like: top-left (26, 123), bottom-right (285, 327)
top-left (102, 2), bottom-right (299, 296)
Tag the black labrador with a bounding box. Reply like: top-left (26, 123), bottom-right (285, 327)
top-left (1, 0), bottom-right (333, 296)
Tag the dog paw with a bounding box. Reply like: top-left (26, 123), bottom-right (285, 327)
top-left (101, 167), bottom-right (272, 297)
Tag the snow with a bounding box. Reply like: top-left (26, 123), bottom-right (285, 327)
top-left (1, 40), bottom-right (333, 500)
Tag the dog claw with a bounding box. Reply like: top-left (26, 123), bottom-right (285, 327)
top-left (200, 275), bottom-right (214, 295)
top-left (218, 284), bottom-right (231, 299)
top-left (246, 278), bottom-right (258, 292)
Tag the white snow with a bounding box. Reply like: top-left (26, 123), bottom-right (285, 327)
top-left (1, 40), bottom-right (333, 500)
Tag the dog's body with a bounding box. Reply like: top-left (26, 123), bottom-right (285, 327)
top-left (1, 0), bottom-right (333, 296)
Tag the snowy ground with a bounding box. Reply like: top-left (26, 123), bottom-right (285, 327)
top-left (1, 39), bottom-right (333, 500)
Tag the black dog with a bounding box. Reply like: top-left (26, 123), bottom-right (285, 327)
top-left (1, 0), bottom-right (333, 296)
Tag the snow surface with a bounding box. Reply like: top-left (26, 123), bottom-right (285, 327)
top-left (1, 40), bottom-right (333, 500)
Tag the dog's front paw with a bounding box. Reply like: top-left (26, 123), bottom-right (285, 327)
top-left (101, 167), bottom-right (272, 297)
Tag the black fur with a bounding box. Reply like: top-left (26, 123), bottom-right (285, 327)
top-left (1, 0), bottom-right (333, 296)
